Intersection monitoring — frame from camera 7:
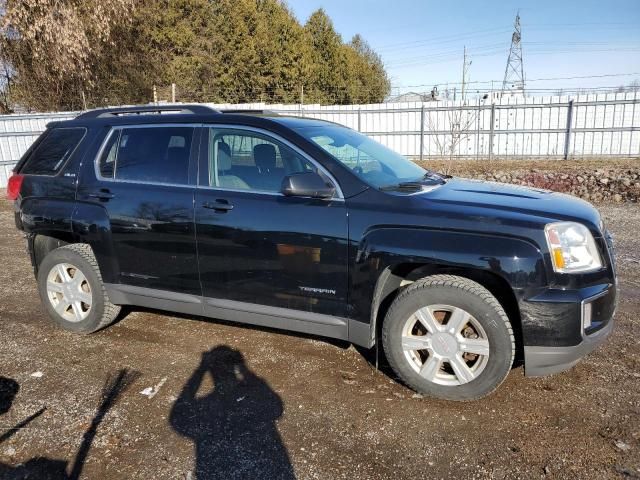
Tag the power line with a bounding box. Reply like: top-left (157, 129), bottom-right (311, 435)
top-left (387, 47), bottom-right (640, 69)
top-left (393, 72), bottom-right (640, 90)
top-left (386, 41), bottom-right (638, 65)
top-left (372, 22), bottom-right (639, 54)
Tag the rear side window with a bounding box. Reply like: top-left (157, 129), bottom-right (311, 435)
top-left (98, 126), bottom-right (194, 184)
top-left (21, 128), bottom-right (86, 175)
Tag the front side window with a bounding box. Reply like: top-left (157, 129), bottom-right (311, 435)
top-left (98, 126), bottom-right (194, 184)
top-left (206, 128), bottom-right (314, 192)
top-left (295, 124), bottom-right (427, 188)
top-left (21, 128), bottom-right (86, 175)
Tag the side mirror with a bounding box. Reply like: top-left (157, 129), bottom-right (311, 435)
top-left (281, 172), bottom-right (336, 199)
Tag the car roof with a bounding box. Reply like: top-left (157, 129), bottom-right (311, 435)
top-left (48, 104), bottom-right (340, 130)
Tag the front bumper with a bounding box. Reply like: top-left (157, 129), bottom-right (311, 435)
top-left (522, 284), bottom-right (616, 376)
top-left (524, 317), bottom-right (613, 376)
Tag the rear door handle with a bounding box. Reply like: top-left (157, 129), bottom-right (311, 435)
top-left (202, 200), bottom-right (234, 212)
top-left (87, 190), bottom-right (115, 200)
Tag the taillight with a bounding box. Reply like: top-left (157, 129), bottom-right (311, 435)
top-left (7, 174), bottom-right (24, 200)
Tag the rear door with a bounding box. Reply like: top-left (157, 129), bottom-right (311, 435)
top-left (77, 124), bottom-right (201, 295)
top-left (194, 125), bottom-right (349, 317)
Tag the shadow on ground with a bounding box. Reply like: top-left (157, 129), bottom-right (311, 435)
top-left (1, 347), bottom-right (295, 480)
top-left (170, 346), bottom-right (295, 480)
top-left (0, 370), bottom-right (139, 480)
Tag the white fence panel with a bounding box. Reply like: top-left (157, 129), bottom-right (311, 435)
top-left (0, 94), bottom-right (638, 188)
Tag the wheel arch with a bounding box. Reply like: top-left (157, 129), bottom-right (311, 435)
top-left (357, 227), bottom-right (544, 360)
top-left (371, 263), bottom-right (524, 363)
top-left (31, 233), bottom-right (72, 273)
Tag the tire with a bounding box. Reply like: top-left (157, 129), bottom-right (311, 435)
top-left (37, 243), bottom-right (120, 333)
top-left (382, 274), bottom-right (515, 401)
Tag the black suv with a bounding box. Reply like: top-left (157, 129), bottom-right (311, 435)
top-left (8, 105), bottom-right (617, 400)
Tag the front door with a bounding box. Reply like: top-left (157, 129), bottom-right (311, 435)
top-left (78, 124), bottom-right (200, 295)
top-left (195, 126), bottom-right (349, 317)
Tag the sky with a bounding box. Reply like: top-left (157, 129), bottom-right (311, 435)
top-left (288, 0), bottom-right (640, 96)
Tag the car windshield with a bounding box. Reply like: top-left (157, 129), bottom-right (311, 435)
top-left (296, 124), bottom-right (429, 188)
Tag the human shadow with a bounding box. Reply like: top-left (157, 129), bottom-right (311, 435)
top-left (170, 346), bottom-right (295, 480)
top-left (0, 370), bottom-right (139, 480)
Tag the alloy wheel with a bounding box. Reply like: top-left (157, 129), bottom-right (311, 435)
top-left (401, 304), bottom-right (490, 386)
top-left (46, 263), bottom-right (93, 323)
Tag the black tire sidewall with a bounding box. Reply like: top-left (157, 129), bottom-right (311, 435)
top-left (383, 284), bottom-right (513, 400)
top-left (37, 248), bottom-right (106, 333)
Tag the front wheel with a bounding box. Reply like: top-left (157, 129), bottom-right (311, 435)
top-left (37, 243), bottom-right (120, 333)
top-left (382, 275), bottom-right (515, 401)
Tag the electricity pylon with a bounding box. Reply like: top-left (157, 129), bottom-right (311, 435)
top-left (502, 13), bottom-right (525, 95)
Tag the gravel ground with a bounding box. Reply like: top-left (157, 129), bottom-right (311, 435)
top-left (0, 196), bottom-right (638, 479)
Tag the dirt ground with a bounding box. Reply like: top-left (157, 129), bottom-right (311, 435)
top-left (0, 195), bottom-right (638, 480)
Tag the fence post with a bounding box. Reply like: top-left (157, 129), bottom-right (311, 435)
top-left (419, 104), bottom-right (425, 161)
top-left (357, 108), bottom-right (361, 132)
top-left (488, 103), bottom-right (496, 160)
top-left (563, 99), bottom-right (574, 160)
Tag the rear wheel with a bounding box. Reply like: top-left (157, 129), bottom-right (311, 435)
top-left (37, 244), bottom-right (120, 333)
top-left (382, 274), bottom-right (515, 401)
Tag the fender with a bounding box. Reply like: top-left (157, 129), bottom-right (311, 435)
top-left (349, 226), bottom-right (548, 347)
top-left (19, 197), bottom-right (78, 273)
top-left (19, 197), bottom-right (76, 238)
top-left (70, 201), bottom-right (120, 284)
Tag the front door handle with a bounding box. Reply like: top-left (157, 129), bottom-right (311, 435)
top-left (202, 200), bottom-right (234, 212)
top-left (87, 189), bottom-right (115, 200)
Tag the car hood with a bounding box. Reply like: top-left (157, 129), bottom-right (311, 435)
top-left (421, 177), bottom-right (602, 230)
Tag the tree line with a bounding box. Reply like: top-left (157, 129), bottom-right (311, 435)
top-left (0, 0), bottom-right (391, 112)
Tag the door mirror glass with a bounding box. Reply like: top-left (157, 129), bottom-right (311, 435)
top-left (281, 172), bottom-right (336, 199)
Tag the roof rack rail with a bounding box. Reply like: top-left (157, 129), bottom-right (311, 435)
top-left (75, 104), bottom-right (221, 120)
top-left (219, 109), bottom-right (280, 116)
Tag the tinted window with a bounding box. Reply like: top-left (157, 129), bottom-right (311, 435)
top-left (207, 129), bottom-right (313, 192)
top-left (98, 126), bottom-right (194, 184)
top-left (21, 128), bottom-right (85, 175)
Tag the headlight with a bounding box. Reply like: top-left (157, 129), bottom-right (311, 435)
top-left (544, 222), bottom-right (602, 273)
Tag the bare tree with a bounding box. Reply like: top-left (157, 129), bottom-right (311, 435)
top-left (424, 99), bottom-right (479, 174)
top-left (0, 0), bottom-right (133, 111)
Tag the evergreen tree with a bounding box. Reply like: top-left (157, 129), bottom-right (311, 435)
top-left (348, 34), bottom-right (390, 104)
top-left (304, 8), bottom-right (349, 104)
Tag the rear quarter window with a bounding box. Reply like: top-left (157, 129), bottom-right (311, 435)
top-left (97, 126), bottom-right (194, 185)
top-left (20, 128), bottom-right (86, 175)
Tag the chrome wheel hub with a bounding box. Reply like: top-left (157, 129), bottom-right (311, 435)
top-left (401, 304), bottom-right (490, 386)
top-left (430, 332), bottom-right (458, 356)
top-left (46, 263), bottom-right (92, 323)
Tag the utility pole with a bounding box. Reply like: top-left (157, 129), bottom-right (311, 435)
top-left (461, 46), bottom-right (472, 102)
top-left (171, 83), bottom-right (176, 103)
top-left (502, 12), bottom-right (525, 96)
